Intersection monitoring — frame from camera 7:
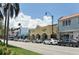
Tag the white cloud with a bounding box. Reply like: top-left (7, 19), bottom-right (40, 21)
top-left (42, 16), bottom-right (52, 26)
top-left (9, 12), bottom-right (52, 29)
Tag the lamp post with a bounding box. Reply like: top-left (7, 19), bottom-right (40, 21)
top-left (18, 23), bottom-right (21, 39)
top-left (45, 11), bottom-right (53, 37)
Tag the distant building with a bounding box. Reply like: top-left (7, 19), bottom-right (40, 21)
top-left (18, 27), bottom-right (29, 37)
top-left (58, 13), bottom-right (79, 41)
top-left (9, 27), bottom-right (29, 39)
top-left (9, 28), bottom-right (19, 37)
top-left (30, 24), bottom-right (58, 41)
top-left (17, 27), bottom-right (29, 37)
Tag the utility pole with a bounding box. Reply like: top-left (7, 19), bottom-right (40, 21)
top-left (18, 23), bottom-right (21, 39)
top-left (45, 11), bottom-right (53, 38)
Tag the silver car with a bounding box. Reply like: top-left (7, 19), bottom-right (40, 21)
top-left (43, 39), bottom-right (51, 45)
top-left (23, 39), bottom-right (30, 42)
top-left (36, 39), bottom-right (43, 43)
top-left (32, 39), bottom-right (36, 43)
top-left (18, 39), bottom-right (24, 42)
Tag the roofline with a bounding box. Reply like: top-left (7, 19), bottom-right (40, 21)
top-left (59, 13), bottom-right (79, 21)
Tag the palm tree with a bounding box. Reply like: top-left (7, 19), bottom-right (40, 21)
top-left (0, 11), bottom-right (3, 29)
top-left (0, 11), bottom-right (3, 39)
top-left (0, 3), bottom-right (20, 46)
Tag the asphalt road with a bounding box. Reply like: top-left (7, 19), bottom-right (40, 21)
top-left (2, 40), bottom-right (79, 55)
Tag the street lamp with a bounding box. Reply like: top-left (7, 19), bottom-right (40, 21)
top-left (18, 23), bottom-right (21, 39)
top-left (45, 11), bottom-right (53, 37)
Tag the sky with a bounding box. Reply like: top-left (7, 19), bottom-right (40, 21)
top-left (9, 3), bottom-right (79, 29)
top-left (20, 3), bottom-right (79, 23)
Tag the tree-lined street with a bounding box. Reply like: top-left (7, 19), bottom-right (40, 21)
top-left (5, 40), bottom-right (79, 55)
top-left (1, 3), bottom-right (79, 55)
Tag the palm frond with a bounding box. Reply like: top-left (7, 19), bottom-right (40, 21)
top-left (13, 3), bottom-right (20, 17)
top-left (0, 3), bottom-right (20, 18)
top-left (3, 7), bottom-right (7, 17)
top-left (9, 5), bottom-right (14, 18)
top-left (3, 3), bottom-right (9, 17)
top-left (0, 4), bottom-right (2, 7)
top-left (0, 11), bottom-right (3, 19)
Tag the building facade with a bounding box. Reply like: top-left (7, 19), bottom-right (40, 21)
top-left (58, 13), bottom-right (79, 41)
top-left (30, 24), bottom-right (58, 41)
top-left (9, 27), bottom-right (29, 39)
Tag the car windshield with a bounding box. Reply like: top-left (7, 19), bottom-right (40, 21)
top-left (45, 39), bottom-right (50, 41)
top-left (51, 38), bottom-right (57, 40)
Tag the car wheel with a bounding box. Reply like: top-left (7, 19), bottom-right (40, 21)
top-left (72, 44), bottom-right (76, 47)
top-left (43, 42), bottom-right (45, 44)
top-left (75, 45), bottom-right (78, 47)
top-left (69, 43), bottom-right (72, 47)
top-left (32, 41), bottom-right (34, 43)
top-left (50, 42), bottom-right (52, 45)
top-left (48, 43), bottom-right (51, 45)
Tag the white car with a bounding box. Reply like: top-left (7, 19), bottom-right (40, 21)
top-left (43, 39), bottom-right (51, 45)
top-left (43, 38), bottom-right (58, 45)
top-left (50, 38), bottom-right (58, 45)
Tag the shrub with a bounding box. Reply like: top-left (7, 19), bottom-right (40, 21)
top-left (0, 40), bottom-right (5, 46)
top-left (0, 46), bottom-right (16, 55)
top-left (0, 48), bottom-right (3, 55)
top-left (0, 40), bottom-right (2, 45)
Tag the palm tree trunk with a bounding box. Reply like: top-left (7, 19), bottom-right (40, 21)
top-left (4, 19), bottom-right (6, 44)
top-left (6, 4), bottom-right (10, 46)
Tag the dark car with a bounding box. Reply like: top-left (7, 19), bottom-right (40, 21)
top-left (8, 36), bottom-right (14, 40)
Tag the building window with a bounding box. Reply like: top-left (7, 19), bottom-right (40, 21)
top-left (62, 20), bottom-right (65, 26)
top-left (67, 19), bottom-right (71, 25)
top-left (62, 19), bottom-right (71, 26)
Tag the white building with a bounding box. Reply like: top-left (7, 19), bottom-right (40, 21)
top-left (58, 13), bottom-right (79, 41)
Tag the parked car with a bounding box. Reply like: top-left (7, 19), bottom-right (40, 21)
top-left (14, 39), bottom-right (18, 41)
top-left (36, 39), bottom-right (43, 43)
top-left (8, 36), bottom-right (14, 40)
top-left (32, 39), bottom-right (36, 43)
top-left (50, 38), bottom-right (58, 45)
top-left (18, 39), bottom-right (24, 42)
top-left (23, 39), bottom-right (30, 42)
top-left (43, 39), bottom-right (51, 45)
top-left (58, 39), bottom-right (79, 47)
top-left (43, 38), bottom-right (58, 45)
